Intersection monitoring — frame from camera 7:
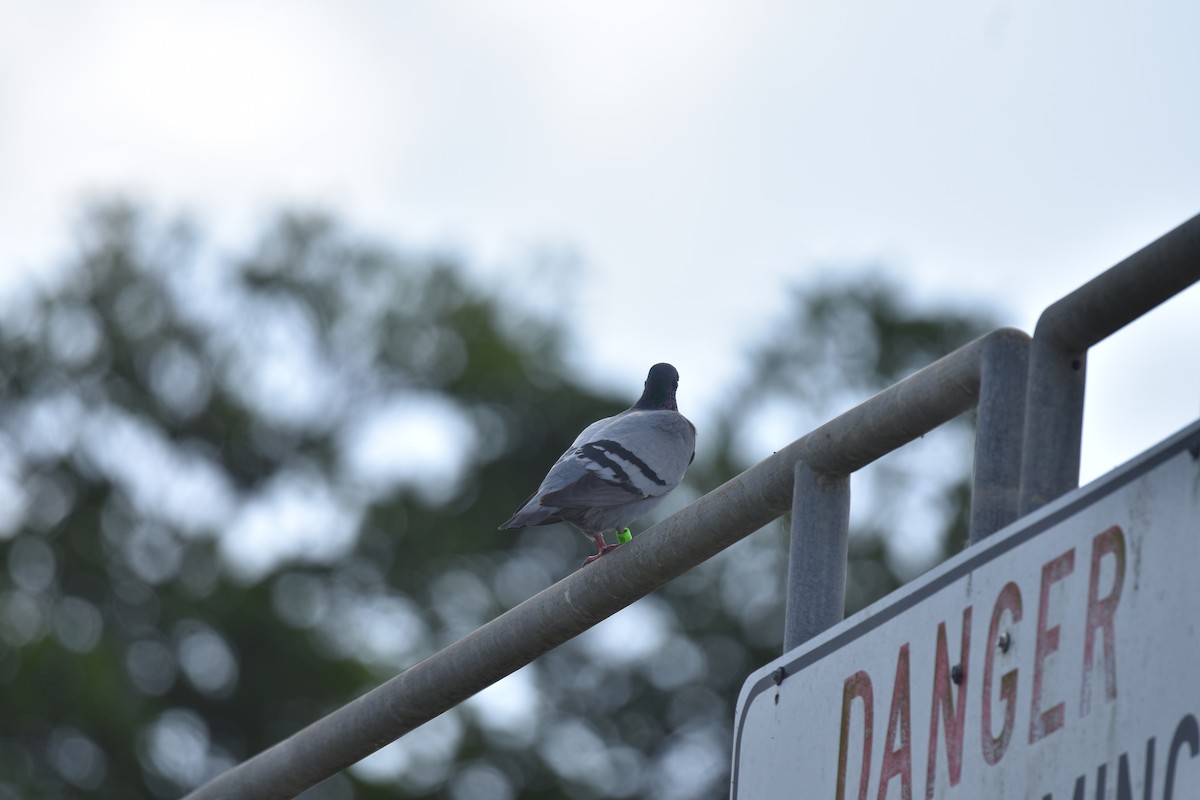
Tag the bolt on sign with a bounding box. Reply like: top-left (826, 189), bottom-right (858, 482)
top-left (731, 421), bottom-right (1200, 800)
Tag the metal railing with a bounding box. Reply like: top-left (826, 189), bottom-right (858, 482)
top-left (783, 326), bottom-right (1029, 650)
top-left (1019, 215), bottom-right (1200, 514)
top-left (184, 213), bottom-right (1200, 800)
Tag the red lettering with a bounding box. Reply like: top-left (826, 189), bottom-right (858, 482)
top-left (926, 607), bottom-right (971, 798)
top-left (982, 581), bottom-right (1022, 765)
top-left (1081, 525), bottom-right (1125, 716)
top-left (1029, 549), bottom-right (1075, 744)
top-left (837, 670), bottom-right (874, 800)
top-left (879, 644), bottom-right (913, 800)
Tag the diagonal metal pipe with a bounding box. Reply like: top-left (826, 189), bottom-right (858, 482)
top-left (184, 327), bottom-right (1028, 800)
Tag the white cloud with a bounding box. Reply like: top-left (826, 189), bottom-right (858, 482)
top-left (1, 0), bottom-right (1196, 513)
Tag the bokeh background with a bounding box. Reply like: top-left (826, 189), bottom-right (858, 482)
top-left (1, 3), bottom-right (1198, 798)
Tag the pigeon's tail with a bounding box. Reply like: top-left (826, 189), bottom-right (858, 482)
top-left (498, 497), bottom-right (560, 531)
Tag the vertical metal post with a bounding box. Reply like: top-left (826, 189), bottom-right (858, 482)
top-left (1019, 213), bottom-right (1200, 515)
top-left (784, 460), bottom-right (850, 652)
top-left (969, 328), bottom-right (1030, 543)
top-left (1017, 333), bottom-right (1087, 516)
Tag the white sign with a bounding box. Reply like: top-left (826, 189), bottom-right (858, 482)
top-left (732, 422), bottom-right (1200, 799)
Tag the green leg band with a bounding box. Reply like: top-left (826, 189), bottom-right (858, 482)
top-left (616, 528), bottom-right (632, 544)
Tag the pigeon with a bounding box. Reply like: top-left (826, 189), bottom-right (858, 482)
top-left (500, 363), bottom-right (697, 564)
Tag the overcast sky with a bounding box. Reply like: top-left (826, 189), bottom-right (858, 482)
top-left (2, 0), bottom-right (1198, 488)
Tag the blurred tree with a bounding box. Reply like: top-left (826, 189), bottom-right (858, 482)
top-left (0, 204), bottom-right (995, 800)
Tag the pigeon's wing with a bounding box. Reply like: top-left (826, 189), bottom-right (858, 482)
top-left (564, 412), bottom-right (622, 452)
top-left (540, 471), bottom-right (644, 507)
top-left (563, 409), bottom-right (696, 504)
top-left (499, 408), bottom-right (696, 526)
top-left (498, 412), bottom-right (624, 529)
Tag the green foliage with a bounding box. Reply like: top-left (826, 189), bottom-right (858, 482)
top-left (0, 204), bottom-right (995, 799)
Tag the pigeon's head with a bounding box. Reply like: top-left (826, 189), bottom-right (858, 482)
top-left (635, 363), bottom-right (681, 410)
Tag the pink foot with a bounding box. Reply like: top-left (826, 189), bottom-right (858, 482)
top-left (583, 533), bottom-right (621, 565)
top-left (583, 542), bottom-right (621, 565)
